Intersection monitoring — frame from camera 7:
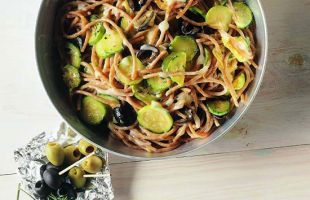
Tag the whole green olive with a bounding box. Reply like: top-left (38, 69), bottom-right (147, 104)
top-left (81, 155), bottom-right (104, 174)
top-left (78, 139), bottom-right (97, 156)
top-left (68, 167), bottom-right (86, 189)
top-left (64, 145), bottom-right (81, 165)
top-left (45, 142), bottom-right (65, 166)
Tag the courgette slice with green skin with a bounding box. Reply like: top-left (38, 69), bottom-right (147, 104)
top-left (162, 52), bottom-right (187, 86)
top-left (120, 17), bottom-right (130, 31)
top-left (95, 29), bottom-right (123, 58)
top-left (189, 6), bottom-right (206, 18)
top-left (137, 101), bottom-right (173, 133)
top-left (65, 42), bottom-right (81, 68)
top-left (204, 48), bottom-right (211, 65)
top-left (147, 77), bottom-right (172, 93)
top-left (80, 96), bottom-right (108, 125)
top-left (63, 64), bottom-right (81, 90)
top-left (88, 17), bottom-right (105, 46)
top-left (233, 72), bottom-right (246, 90)
top-left (117, 56), bottom-right (145, 85)
top-left (218, 0), bottom-right (227, 5)
top-left (132, 84), bottom-right (158, 105)
top-left (205, 5), bottom-right (232, 31)
top-left (134, 92), bottom-right (158, 105)
top-left (206, 100), bottom-right (230, 116)
top-left (90, 15), bottom-right (98, 22)
top-left (169, 36), bottom-right (198, 61)
top-left (233, 2), bottom-right (253, 29)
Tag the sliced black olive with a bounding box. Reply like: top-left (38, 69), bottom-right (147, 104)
top-left (128, 0), bottom-right (145, 11)
top-left (202, 26), bottom-right (216, 35)
top-left (136, 44), bottom-right (159, 65)
top-left (57, 183), bottom-right (77, 200)
top-left (40, 164), bottom-right (47, 179)
top-left (43, 168), bottom-right (64, 190)
top-left (34, 180), bottom-right (51, 198)
top-left (181, 21), bottom-right (201, 36)
top-left (184, 109), bottom-right (193, 121)
top-left (169, 19), bottom-right (183, 35)
top-left (174, 108), bottom-right (194, 125)
top-left (73, 37), bottom-right (83, 50)
top-left (113, 102), bottom-right (137, 126)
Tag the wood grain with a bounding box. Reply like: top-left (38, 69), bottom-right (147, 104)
top-left (110, 145), bottom-right (310, 200)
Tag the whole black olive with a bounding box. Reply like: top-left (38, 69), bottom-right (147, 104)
top-left (136, 44), bottom-right (159, 65)
top-left (43, 168), bottom-right (64, 190)
top-left (181, 21), bottom-right (201, 36)
top-left (113, 102), bottom-right (136, 126)
top-left (46, 162), bottom-right (68, 177)
top-left (57, 183), bottom-right (77, 200)
top-left (40, 164), bottom-right (47, 179)
top-left (34, 180), bottom-right (51, 198)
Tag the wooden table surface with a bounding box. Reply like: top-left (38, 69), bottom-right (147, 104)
top-left (1, 0), bottom-right (310, 199)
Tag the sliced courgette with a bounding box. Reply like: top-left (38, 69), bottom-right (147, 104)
top-left (132, 84), bottom-right (157, 104)
top-left (132, 84), bottom-right (158, 105)
top-left (233, 72), bottom-right (246, 90)
top-left (137, 101), bottom-right (173, 133)
top-left (65, 42), bottom-right (81, 68)
top-left (233, 2), bottom-right (253, 29)
top-left (206, 100), bottom-right (230, 116)
top-left (134, 92), bottom-right (158, 105)
top-left (117, 56), bottom-right (145, 85)
top-left (218, 0), bottom-right (227, 5)
top-left (205, 5), bottom-right (232, 31)
top-left (80, 96), bottom-right (107, 125)
top-left (220, 30), bottom-right (253, 62)
top-left (63, 64), bottom-right (81, 90)
top-left (169, 36), bottom-right (198, 61)
top-left (95, 29), bottom-right (123, 58)
top-left (204, 48), bottom-right (211, 65)
top-left (147, 77), bottom-right (172, 93)
top-left (120, 17), bottom-right (130, 31)
top-left (162, 52), bottom-right (187, 86)
top-left (88, 16), bottom-right (105, 46)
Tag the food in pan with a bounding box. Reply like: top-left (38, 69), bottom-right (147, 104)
top-left (57, 0), bottom-right (257, 152)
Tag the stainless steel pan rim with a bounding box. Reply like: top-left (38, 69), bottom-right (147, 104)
top-left (35, 0), bottom-right (268, 160)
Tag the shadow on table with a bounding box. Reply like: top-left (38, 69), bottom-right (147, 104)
top-left (110, 160), bottom-right (137, 200)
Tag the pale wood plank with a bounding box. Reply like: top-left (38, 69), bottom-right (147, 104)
top-left (110, 144), bottom-right (310, 200)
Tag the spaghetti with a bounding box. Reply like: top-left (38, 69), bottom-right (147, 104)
top-left (57, 0), bottom-right (257, 153)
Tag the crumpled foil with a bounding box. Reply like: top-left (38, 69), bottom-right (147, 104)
top-left (14, 123), bottom-right (114, 200)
